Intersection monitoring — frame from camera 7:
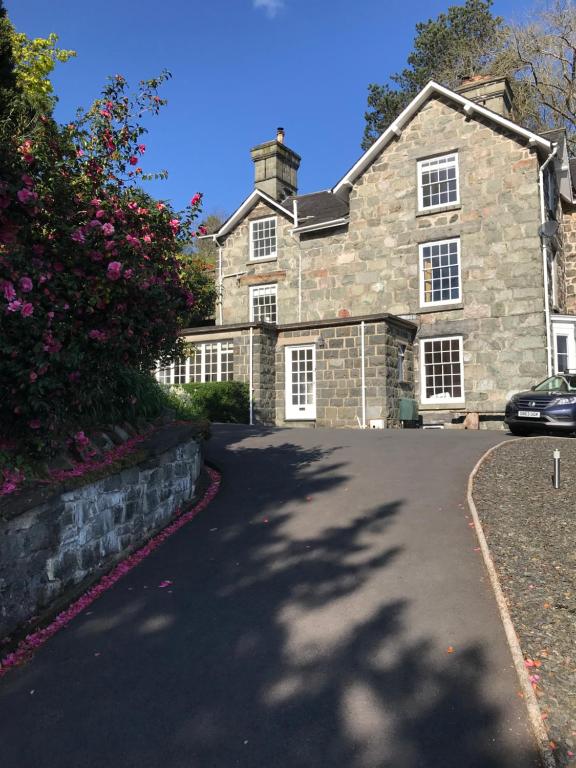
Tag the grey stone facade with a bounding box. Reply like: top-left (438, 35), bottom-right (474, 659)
top-left (185, 79), bottom-right (576, 428)
top-left (0, 435), bottom-right (202, 638)
top-left (182, 316), bottom-right (416, 428)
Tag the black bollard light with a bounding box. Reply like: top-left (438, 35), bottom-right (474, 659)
top-left (553, 449), bottom-right (561, 489)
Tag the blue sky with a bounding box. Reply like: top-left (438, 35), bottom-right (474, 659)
top-left (8, 0), bottom-right (529, 220)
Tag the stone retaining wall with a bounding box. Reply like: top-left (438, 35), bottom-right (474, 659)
top-left (0, 428), bottom-right (203, 639)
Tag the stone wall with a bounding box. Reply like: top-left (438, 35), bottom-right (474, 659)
top-left (274, 317), bottom-right (416, 428)
top-left (562, 203), bottom-right (576, 314)
top-left (0, 428), bottom-right (203, 639)
top-left (218, 95), bottom-right (548, 414)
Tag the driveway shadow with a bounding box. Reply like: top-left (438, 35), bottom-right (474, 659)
top-left (0, 429), bottom-right (542, 768)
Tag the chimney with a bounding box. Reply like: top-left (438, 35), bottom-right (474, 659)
top-left (250, 128), bottom-right (301, 201)
top-left (455, 75), bottom-right (514, 118)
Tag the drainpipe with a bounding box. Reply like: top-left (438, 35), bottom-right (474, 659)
top-left (217, 240), bottom-right (223, 325)
top-left (294, 200), bottom-right (302, 322)
top-left (539, 143), bottom-right (558, 377)
top-left (360, 320), bottom-right (366, 428)
top-left (249, 326), bottom-right (254, 425)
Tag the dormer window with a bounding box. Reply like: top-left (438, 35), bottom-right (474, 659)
top-left (250, 217), bottom-right (277, 260)
top-left (418, 153), bottom-right (459, 211)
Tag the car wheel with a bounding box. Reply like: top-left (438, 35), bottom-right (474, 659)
top-left (508, 425), bottom-right (530, 436)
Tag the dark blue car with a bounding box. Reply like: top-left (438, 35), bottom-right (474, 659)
top-left (505, 374), bottom-right (576, 436)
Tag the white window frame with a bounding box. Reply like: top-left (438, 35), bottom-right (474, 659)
top-left (552, 323), bottom-right (576, 374)
top-left (417, 153), bottom-right (460, 212)
top-left (250, 283), bottom-right (278, 323)
top-left (419, 238), bottom-right (462, 307)
top-left (249, 216), bottom-right (277, 261)
top-left (420, 335), bottom-right (465, 405)
top-left (155, 341), bottom-right (234, 384)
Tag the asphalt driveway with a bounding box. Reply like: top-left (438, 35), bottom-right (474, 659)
top-left (0, 426), bottom-right (541, 767)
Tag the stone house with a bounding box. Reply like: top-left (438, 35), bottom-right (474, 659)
top-left (160, 75), bottom-right (576, 429)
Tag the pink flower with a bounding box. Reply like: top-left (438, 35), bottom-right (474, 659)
top-left (43, 336), bottom-right (62, 354)
top-left (198, 225), bottom-right (207, 235)
top-left (123, 268), bottom-right (133, 279)
top-left (107, 261), bottom-right (122, 281)
top-left (29, 371), bottom-right (38, 382)
top-left (90, 198), bottom-right (102, 207)
top-left (137, 144), bottom-right (146, 154)
top-left (128, 156), bottom-right (138, 166)
top-left (101, 222), bottom-right (115, 236)
top-left (104, 240), bottom-right (116, 252)
top-left (71, 228), bottom-right (85, 243)
top-left (21, 174), bottom-right (34, 187)
top-left (127, 201), bottom-right (138, 211)
top-left (125, 234), bottom-right (139, 248)
top-left (169, 218), bottom-right (180, 234)
top-left (88, 329), bottom-right (107, 342)
top-left (89, 219), bottom-right (102, 228)
top-left (89, 250), bottom-right (103, 262)
top-left (156, 202), bottom-right (166, 211)
top-left (29, 419), bottom-right (41, 429)
top-left (3, 282), bottom-right (16, 301)
top-left (7, 300), bottom-right (22, 312)
top-left (17, 188), bottom-right (38, 205)
top-left (19, 276), bottom-right (33, 293)
top-left (95, 209), bottom-right (106, 219)
top-left (20, 302), bottom-right (34, 317)
top-left (99, 109), bottom-right (111, 119)
top-left (142, 234), bottom-right (152, 244)
top-left (190, 193), bottom-right (202, 206)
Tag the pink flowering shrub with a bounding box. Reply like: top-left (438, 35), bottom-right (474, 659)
top-left (0, 72), bottom-right (209, 458)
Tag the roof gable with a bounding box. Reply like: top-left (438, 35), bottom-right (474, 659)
top-left (333, 80), bottom-right (552, 194)
top-left (214, 189), bottom-right (294, 241)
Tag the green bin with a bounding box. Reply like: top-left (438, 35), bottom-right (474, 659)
top-left (399, 397), bottom-right (418, 422)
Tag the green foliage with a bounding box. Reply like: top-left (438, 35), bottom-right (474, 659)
top-left (362, 0), bottom-right (505, 149)
top-left (178, 381), bottom-right (249, 423)
top-left (177, 251), bottom-right (217, 323)
top-left (0, 70), bottom-right (209, 460)
top-left (10, 23), bottom-right (75, 114)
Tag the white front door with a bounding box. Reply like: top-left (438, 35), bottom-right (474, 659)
top-left (285, 345), bottom-right (316, 420)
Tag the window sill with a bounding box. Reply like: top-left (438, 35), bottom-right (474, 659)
top-left (416, 204), bottom-right (461, 218)
top-left (419, 402), bottom-right (466, 411)
top-left (247, 257), bottom-right (278, 265)
top-left (415, 302), bottom-right (464, 315)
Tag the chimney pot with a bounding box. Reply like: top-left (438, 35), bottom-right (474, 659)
top-left (277, 127), bottom-right (285, 144)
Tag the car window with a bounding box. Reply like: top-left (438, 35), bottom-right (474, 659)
top-left (534, 376), bottom-right (568, 391)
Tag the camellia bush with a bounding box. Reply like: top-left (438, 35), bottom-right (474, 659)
top-left (0, 71), bottom-right (210, 461)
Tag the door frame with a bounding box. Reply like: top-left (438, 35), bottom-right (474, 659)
top-left (284, 344), bottom-right (316, 421)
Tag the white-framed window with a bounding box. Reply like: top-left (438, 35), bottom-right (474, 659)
top-left (419, 238), bottom-right (461, 306)
top-left (420, 336), bottom-right (464, 404)
top-left (250, 283), bottom-right (277, 323)
top-left (418, 153), bottom-right (459, 211)
top-left (155, 341), bottom-right (234, 384)
top-left (250, 217), bottom-right (277, 260)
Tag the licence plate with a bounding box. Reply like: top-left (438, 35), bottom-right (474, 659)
top-left (518, 410), bottom-right (540, 418)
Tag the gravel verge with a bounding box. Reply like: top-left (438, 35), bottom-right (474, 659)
top-left (473, 437), bottom-right (576, 767)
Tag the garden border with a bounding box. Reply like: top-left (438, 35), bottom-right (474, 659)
top-left (467, 437), bottom-right (555, 768)
top-left (0, 464), bottom-right (221, 680)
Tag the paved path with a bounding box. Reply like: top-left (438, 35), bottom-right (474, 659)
top-left (0, 427), bottom-right (541, 768)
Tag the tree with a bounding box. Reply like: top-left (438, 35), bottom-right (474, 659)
top-left (0, 0), bottom-right (19, 117)
top-left (362, 0), bottom-right (506, 149)
top-left (0, 71), bottom-right (206, 457)
top-left (508, 0), bottom-right (576, 150)
top-left (0, 0), bottom-right (74, 117)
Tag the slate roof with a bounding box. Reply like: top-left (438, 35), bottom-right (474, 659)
top-left (282, 191), bottom-right (349, 227)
